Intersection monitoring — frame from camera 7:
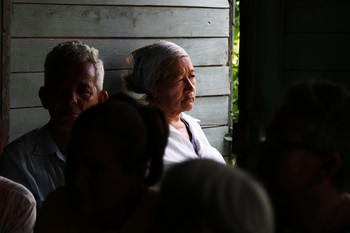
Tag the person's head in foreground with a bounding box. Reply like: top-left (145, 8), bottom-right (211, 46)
top-left (258, 80), bottom-right (350, 233)
top-left (65, 93), bottom-right (169, 230)
top-left (159, 159), bottom-right (274, 233)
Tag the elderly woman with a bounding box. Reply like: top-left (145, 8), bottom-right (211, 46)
top-left (123, 40), bottom-right (226, 170)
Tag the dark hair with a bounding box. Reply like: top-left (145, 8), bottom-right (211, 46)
top-left (66, 93), bottom-right (168, 186)
top-left (263, 80), bottom-right (350, 191)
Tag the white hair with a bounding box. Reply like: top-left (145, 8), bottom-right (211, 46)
top-left (160, 159), bottom-right (274, 233)
top-left (123, 40), bottom-right (189, 94)
top-left (44, 40), bottom-right (104, 91)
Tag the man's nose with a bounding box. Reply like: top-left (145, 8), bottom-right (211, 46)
top-left (65, 90), bottom-right (79, 104)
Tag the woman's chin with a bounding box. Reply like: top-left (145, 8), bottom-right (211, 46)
top-left (183, 103), bottom-right (194, 112)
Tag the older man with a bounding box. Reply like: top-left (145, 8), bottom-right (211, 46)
top-left (0, 41), bottom-right (108, 208)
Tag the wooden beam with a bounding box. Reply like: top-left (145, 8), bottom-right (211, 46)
top-left (1, 0), bottom-right (11, 149)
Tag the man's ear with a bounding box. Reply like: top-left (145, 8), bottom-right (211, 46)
top-left (98, 90), bottom-right (109, 103)
top-left (38, 86), bottom-right (49, 109)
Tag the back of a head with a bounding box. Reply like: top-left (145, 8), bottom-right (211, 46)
top-left (159, 159), bottom-right (274, 233)
top-left (44, 40), bottom-right (104, 90)
top-left (66, 93), bottom-right (169, 186)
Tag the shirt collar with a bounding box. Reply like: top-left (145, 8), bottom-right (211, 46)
top-left (33, 123), bottom-right (66, 162)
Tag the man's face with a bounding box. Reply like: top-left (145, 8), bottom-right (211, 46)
top-left (40, 62), bottom-right (103, 131)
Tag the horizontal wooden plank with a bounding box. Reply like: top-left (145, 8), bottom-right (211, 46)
top-left (203, 126), bottom-right (230, 156)
top-left (10, 71), bottom-right (126, 108)
top-left (12, 38), bottom-right (229, 72)
top-left (187, 96), bottom-right (229, 126)
top-left (12, 0), bottom-right (229, 8)
top-left (283, 71), bottom-right (350, 92)
top-left (9, 107), bottom-right (50, 142)
top-left (286, 1), bottom-right (350, 32)
top-left (196, 67), bottom-right (230, 96)
top-left (12, 4), bottom-right (229, 37)
top-left (106, 66), bottom-right (231, 96)
top-left (10, 73), bottom-right (43, 108)
top-left (9, 96), bottom-right (230, 141)
top-left (11, 66), bottom-right (230, 108)
top-left (9, 107), bottom-right (229, 156)
top-left (284, 33), bottom-right (350, 70)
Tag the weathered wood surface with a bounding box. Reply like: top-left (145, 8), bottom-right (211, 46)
top-left (1, 0), bottom-right (11, 145)
top-left (9, 107), bottom-right (49, 142)
top-left (8, 1), bottom-right (232, 156)
top-left (284, 33), bottom-right (350, 71)
top-left (11, 66), bottom-right (230, 108)
top-left (284, 71), bottom-right (350, 90)
top-left (282, 0), bottom-right (350, 105)
top-left (10, 96), bottom-right (229, 138)
top-left (286, 1), bottom-right (350, 32)
top-left (10, 108), bottom-right (228, 155)
top-left (12, 0), bottom-right (229, 8)
top-left (188, 96), bottom-right (229, 127)
top-left (12, 38), bottom-right (229, 72)
top-left (203, 126), bottom-right (230, 157)
top-left (12, 4), bottom-right (229, 37)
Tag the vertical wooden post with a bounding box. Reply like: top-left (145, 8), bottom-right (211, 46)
top-left (1, 0), bottom-right (10, 151)
top-left (235, 0), bottom-right (285, 170)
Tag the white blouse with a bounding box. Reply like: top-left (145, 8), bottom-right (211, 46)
top-left (163, 113), bottom-right (226, 171)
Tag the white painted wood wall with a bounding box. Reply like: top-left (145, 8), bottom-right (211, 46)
top-left (10, 0), bottom-right (231, 156)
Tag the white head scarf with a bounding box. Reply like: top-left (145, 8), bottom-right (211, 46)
top-left (124, 40), bottom-right (189, 93)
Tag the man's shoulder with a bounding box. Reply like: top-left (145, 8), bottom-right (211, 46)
top-left (2, 125), bottom-right (46, 156)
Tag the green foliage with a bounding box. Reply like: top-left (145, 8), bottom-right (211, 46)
top-left (232, 0), bottom-right (240, 123)
top-left (224, 0), bottom-right (240, 166)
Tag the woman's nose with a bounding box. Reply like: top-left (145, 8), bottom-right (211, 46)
top-left (184, 77), bottom-right (195, 90)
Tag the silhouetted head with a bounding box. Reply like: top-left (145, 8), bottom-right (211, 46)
top-left (159, 159), bottom-right (274, 233)
top-left (65, 93), bottom-right (168, 227)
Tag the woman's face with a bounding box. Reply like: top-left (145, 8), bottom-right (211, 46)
top-left (153, 57), bottom-right (196, 116)
top-left (67, 128), bottom-right (144, 221)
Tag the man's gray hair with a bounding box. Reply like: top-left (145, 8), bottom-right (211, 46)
top-left (44, 40), bottom-right (104, 91)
